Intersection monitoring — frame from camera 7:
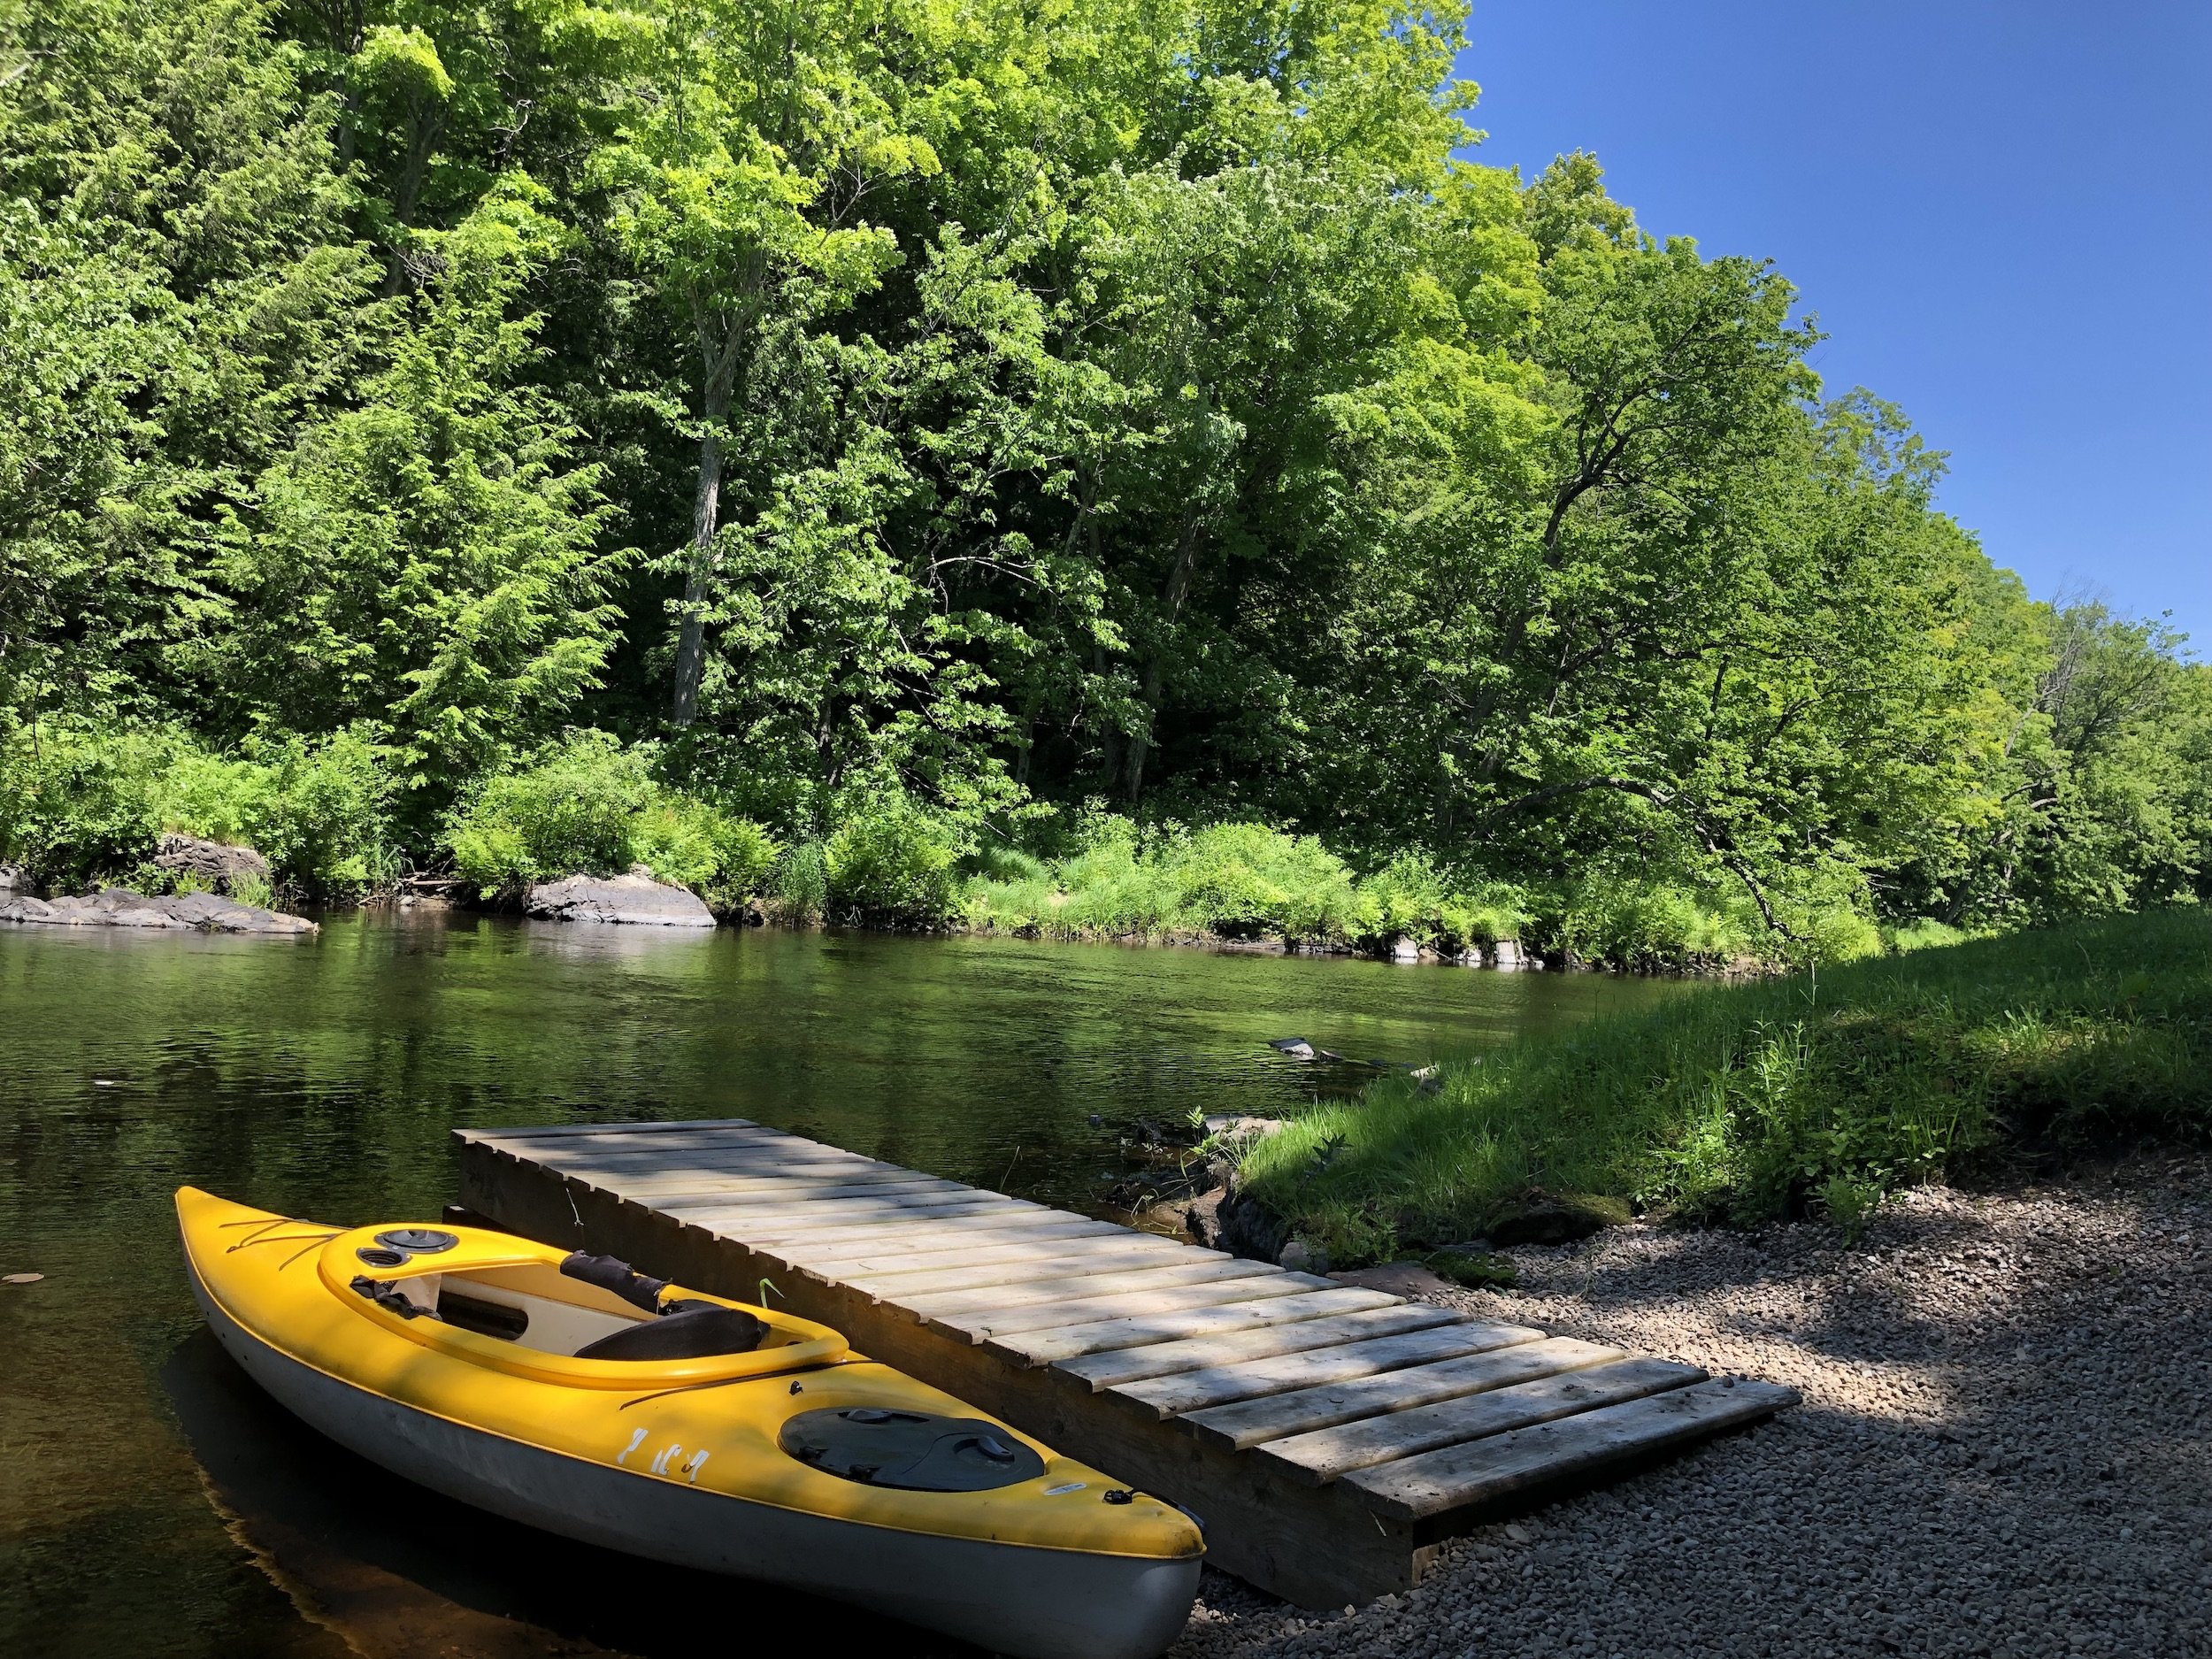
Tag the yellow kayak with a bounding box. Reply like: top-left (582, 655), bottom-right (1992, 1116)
top-left (177, 1187), bottom-right (1203, 1658)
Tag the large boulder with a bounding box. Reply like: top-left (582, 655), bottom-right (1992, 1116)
top-left (524, 868), bottom-right (716, 927)
top-left (0, 886), bottom-right (315, 934)
top-left (153, 833), bottom-right (271, 893)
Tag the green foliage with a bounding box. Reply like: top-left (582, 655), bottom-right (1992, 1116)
top-left (823, 798), bottom-right (959, 926)
top-left (952, 812), bottom-right (1896, 964)
top-left (0, 722), bottom-right (393, 895)
top-left (446, 733), bottom-right (772, 906)
top-left (0, 0), bottom-right (2202, 937)
top-left (1239, 911), bottom-right (2212, 1263)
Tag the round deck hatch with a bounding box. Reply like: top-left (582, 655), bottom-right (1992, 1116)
top-left (779, 1407), bottom-right (1045, 1492)
top-left (375, 1228), bottom-right (458, 1254)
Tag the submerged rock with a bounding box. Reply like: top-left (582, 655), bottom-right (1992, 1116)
top-left (0, 887), bottom-right (315, 934)
top-left (524, 869), bottom-right (716, 927)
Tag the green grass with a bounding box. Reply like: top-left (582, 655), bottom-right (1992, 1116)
top-left (1236, 910), bottom-right (2212, 1263)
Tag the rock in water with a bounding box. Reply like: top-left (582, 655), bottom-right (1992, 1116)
top-left (153, 833), bottom-right (272, 893)
top-left (524, 870), bottom-right (717, 927)
top-left (0, 887), bottom-right (314, 933)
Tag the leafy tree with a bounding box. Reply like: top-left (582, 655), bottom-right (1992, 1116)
top-left (215, 190), bottom-right (622, 810)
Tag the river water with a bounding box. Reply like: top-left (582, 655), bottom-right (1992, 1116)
top-left (0, 911), bottom-right (1670, 1657)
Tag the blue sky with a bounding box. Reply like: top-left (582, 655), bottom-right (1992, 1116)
top-left (1454, 1), bottom-right (2211, 648)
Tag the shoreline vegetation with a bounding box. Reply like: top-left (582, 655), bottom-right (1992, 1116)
top-left (1230, 911), bottom-right (2212, 1265)
top-left (3, 723), bottom-right (1907, 971)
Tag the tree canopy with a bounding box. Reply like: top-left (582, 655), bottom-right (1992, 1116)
top-left (2, 0), bottom-right (2204, 934)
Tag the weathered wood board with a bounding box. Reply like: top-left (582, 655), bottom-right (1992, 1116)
top-left (454, 1119), bottom-right (1796, 1608)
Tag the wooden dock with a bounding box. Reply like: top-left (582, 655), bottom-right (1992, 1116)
top-left (455, 1118), bottom-right (1795, 1607)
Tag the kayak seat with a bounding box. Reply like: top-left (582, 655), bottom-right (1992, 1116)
top-left (572, 1303), bottom-right (767, 1362)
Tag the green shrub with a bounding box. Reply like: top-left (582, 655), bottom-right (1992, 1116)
top-left (446, 732), bottom-right (773, 906)
top-left (1160, 824), bottom-right (1361, 939)
top-left (0, 725), bottom-right (173, 886)
top-left (240, 733), bottom-right (396, 895)
top-left (1352, 854), bottom-right (1532, 954)
top-left (0, 724), bottom-right (393, 897)
top-left (825, 799), bottom-right (958, 924)
top-left (634, 802), bottom-right (777, 910)
top-left (449, 731), bottom-right (648, 888)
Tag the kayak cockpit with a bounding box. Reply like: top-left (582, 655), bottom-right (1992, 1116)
top-left (316, 1225), bottom-right (849, 1386)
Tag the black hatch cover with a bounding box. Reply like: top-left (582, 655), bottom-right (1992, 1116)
top-left (779, 1408), bottom-right (1046, 1492)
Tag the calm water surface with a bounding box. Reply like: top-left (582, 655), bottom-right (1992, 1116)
top-left (0, 912), bottom-right (1672, 1657)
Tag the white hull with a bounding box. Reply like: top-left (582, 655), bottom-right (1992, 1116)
top-left (189, 1265), bottom-right (1201, 1659)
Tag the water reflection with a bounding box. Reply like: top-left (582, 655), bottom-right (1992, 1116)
top-left (160, 1332), bottom-right (971, 1657)
top-left (0, 911), bottom-right (1675, 1655)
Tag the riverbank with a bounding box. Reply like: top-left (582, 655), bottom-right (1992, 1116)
top-left (1235, 911), bottom-right (2212, 1266)
top-left (1171, 1149), bottom-right (2212, 1659)
top-left (3, 726), bottom-right (1891, 974)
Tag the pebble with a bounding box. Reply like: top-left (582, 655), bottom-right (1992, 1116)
top-left (1170, 1150), bottom-right (2212, 1659)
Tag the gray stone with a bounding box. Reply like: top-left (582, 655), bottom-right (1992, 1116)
top-left (0, 886), bottom-right (315, 934)
top-left (152, 832), bottom-right (271, 892)
top-left (524, 870), bottom-right (717, 927)
top-left (1277, 1238), bottom-right (1330, 1274)
top-left (1201, 1113), bottom-right (1286, 1140)
top-left (1491, 937), bottom-right (1524, 971)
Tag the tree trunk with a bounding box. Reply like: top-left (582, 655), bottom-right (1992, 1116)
top-left (1124, 512), bottom-right (1203, 804)
top-left (670, 427), bottom-right (723, 726)
top-left (671, 303), bottom-right (746, 726)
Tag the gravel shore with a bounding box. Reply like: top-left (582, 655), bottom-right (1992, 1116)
top-left (1171, 1153), bottom-right (2212, 1659)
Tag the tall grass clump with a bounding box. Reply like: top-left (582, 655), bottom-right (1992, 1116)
top-left (1237, 910), bottom-right (2212, 1263)
top-left (954, 811), bottom-right (1878, 968)
top-left (446, 732), bottom-right (774, 909)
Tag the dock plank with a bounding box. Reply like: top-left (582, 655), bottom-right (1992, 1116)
top-left (1182, 1335), bottom-right (1624, 1451)
top-left (1053, 1304), bottom-right (1470, 1388)
top-left (664, 1193), bottom-right (1032, 1231)
top-left (463, 1118), bottom-right (758, 1142)
top-left (782, 1239), bottom-right (1146, 1282)
top-left (1106, 1321), bottom-right (1545, 1421)
top-left (764, 1217), bottom-right (1129, 1256)
top-left (931, 1272), bottom-right (1332, 1342)
top-left (1256, 1355), bottom-right (1701, 1483)
top-left (832, 1235), bottom-right (1196, 1287)
top-left (894, 1256), bottom-right (1282, 1317)
top-left (989, 1288), bottom-right (1411, 1367)
top-left (1344, 1378), bottom-right (1799, 1520)
top-left (582, 1178), bottom-right (968, 1209)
